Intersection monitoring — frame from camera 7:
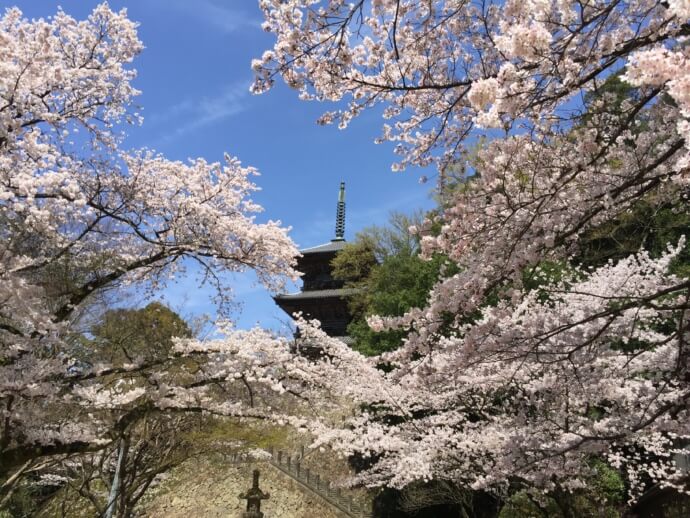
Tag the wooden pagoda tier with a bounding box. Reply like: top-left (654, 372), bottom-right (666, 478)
top-left (274, 182), bottom-right (357, 339)
top-left (273, 239), bottom-right (357, 338)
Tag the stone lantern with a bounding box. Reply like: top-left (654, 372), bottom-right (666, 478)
top-left (239, 469), bottom-right (269, 518)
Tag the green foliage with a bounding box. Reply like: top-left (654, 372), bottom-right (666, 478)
top-left (498, 461), bottom-right (625, 518)
top-left (589, 459), bottom-right (625, 507)
top-left (90, 302), bottom-right (192, 365)
top-left (0, 476), bottom-right (71, 518)
top-left (347, 253), bottom-right (451, 356)
top-left (577, 194), bottom-right (690, 277)
top-left (583, 72), bottom-right (638, 120)
top-left (336, 210), bottom-right (425, 264)
top-left (0, 486), bottom-right (40, 518)
top-left (498, 490), bottom-right (562, 518)
top-left (331, 238), bottom-right (378, 286)
top-left (577, 74), bottom-right (689, 276)
top-left (184, 418), bottom-right (293, 453)
top-left (332, 211), bottom-right (455, 356)
top-left (522, 260), bottom-right (574, 292)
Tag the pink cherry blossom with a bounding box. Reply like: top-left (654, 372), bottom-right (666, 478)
top-left (0, 4), bottom-right (299, 475)
top-left (250, 0), bottom-right (690, 502)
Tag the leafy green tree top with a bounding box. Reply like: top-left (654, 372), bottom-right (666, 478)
top-left (332, 211), bottom-right (453, 356)
top-left (91, 302), bottom-right (192, 365)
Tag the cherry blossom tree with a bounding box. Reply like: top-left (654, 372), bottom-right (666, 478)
top-left (250, 0), bottom-right (690, 503)
top-left (0, 4), bottom-right (300, 480)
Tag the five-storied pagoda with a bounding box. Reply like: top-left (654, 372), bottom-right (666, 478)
top-left (273, 182), bottom-right (357, 342)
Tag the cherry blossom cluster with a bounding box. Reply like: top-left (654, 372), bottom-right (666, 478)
top-left (254, 0), bottom-right (689, 173)
top-left (253, 0), bottom-right (690, 502)
top-left (0, 4), bottom-right (299, 476)
top-left (228, 245), bottom-right (689, 497)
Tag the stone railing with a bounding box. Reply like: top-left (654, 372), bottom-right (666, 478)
top-left (226, 447), bottom-right (373, 518)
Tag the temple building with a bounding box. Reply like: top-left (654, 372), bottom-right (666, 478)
top-left (273, 182), bottom-right (357, 342)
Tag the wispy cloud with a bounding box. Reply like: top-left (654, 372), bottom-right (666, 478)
top-left (154, 0), bottom-right (260, 33)
top-left (149, 80), bottom-right (251, 145)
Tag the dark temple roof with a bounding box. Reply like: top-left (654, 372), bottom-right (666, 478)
top-left (299, 239), bottom-right (347, 255)
top-left (273, 182), bottom-right (356, 338)
top-left (274, 287), bottom-right (360, 301)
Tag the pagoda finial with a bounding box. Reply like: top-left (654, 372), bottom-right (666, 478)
top-left (334, 181), bottom-right (346, 241)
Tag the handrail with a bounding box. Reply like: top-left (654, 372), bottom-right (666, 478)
top-left (226, 447), bottom-right (373, 518)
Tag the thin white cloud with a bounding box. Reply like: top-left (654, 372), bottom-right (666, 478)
top-left (155, 0), bottom-right (260, 33)
top-left (150, 80), bottom-right (251, 144)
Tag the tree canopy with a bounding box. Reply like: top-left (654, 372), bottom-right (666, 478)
top-left (332, 211), bottom-right (454, 356)
top-left (245, 0), bottom-right (690, 503)
top-left (0, 4), bottom-right (299, 480)
top-left (90, 302), bottom-right (193, 365)
top-left (3, 0), bottom-right (690, 514)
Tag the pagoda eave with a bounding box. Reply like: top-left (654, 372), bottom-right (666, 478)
top-left (273, 288), bottom-right (360, 302)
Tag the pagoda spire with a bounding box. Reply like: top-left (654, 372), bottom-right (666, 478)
top-left (334, 181), bottom-right (346, 241)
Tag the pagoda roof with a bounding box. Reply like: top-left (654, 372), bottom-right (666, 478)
top-left (274, 287), bottom-right (359, 301)
top-left (300, 335), bottom-right (355, 346)
top-left (299, 239), bottom-right (347, 255)
top-left (336, 335), bottom-right (355, 346)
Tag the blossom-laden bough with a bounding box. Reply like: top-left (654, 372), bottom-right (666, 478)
top-left (0, 4), bottom-right (300, 479)
top-left (251, 0), bottom-right (690, 503)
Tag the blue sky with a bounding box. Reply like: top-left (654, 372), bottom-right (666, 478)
top-left (7, 0), bottom-right (436, 331)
